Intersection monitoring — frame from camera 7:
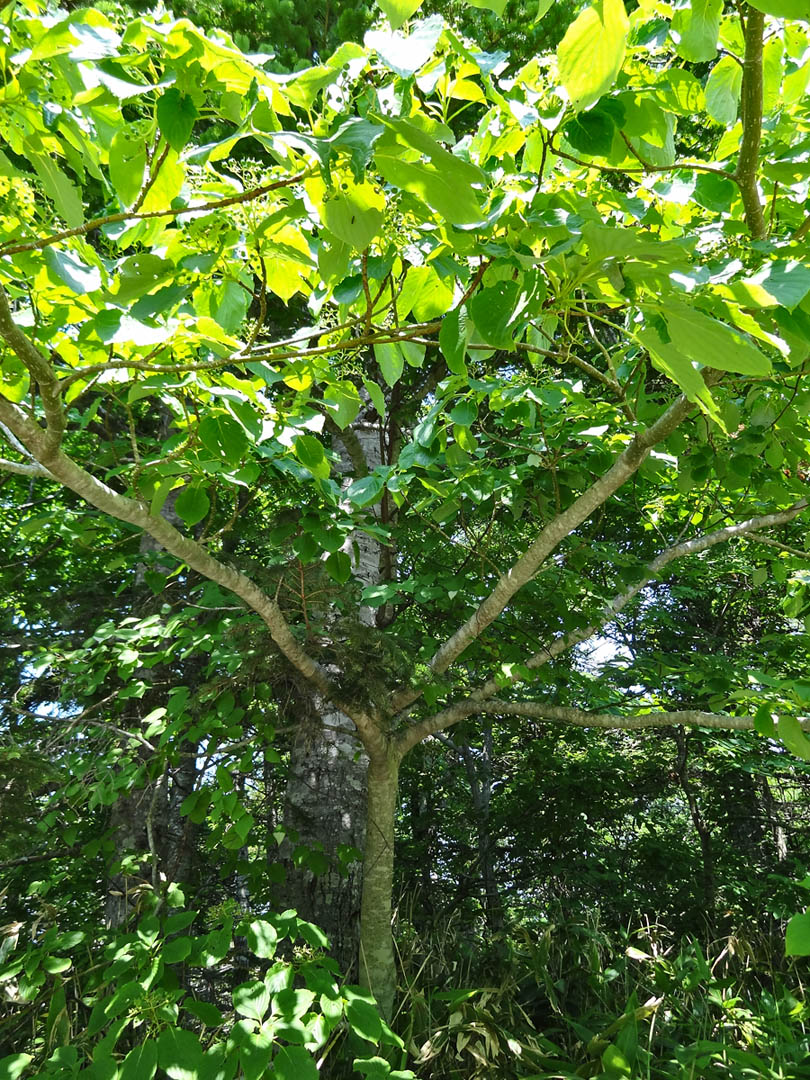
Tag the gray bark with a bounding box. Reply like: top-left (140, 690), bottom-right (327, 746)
top-left (280, 426), bottom-right (384, 977)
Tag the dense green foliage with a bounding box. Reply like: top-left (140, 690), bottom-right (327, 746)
top-left (3, 0), bottom-right (810, 1076)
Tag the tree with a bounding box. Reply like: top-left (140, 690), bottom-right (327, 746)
top-left (2, 0), bottom-right (810, 1028)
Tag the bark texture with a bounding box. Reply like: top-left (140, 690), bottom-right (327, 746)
top-left (280, 426), bottom-right (384, 977)
top-left (281, 705), bottom-right (369, 974)
top-left (358, 753), bottom-right (400, 1018)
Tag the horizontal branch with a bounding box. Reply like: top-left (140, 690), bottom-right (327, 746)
top-left (551, 141), bottom-right (738, 183)
top-left (0, 457), bottom-right (54, 479)
top-left (57, 320), bottom-right (444, 387)
top-left (0, 847), bottom-right (84, 870)
top-left (479, 700), bottom-right (810, 733)
top-left (0, 171), bottom-right (312, 258)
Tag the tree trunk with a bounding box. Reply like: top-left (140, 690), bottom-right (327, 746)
top-left (280, 425), bottom-right (385, 977)
top-left (281, 704), bottom-right (368, 975)
top-left (358, 751), bottom-right (400, 1019)
top-left (672, 729), bottom-right (716, 925)
top-left (460, 724), bottom-right (505, 935)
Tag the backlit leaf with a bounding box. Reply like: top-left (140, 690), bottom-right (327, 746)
top-left (322, 181), bottom-right (384, 251)
top-left (376, 0), bottom-right (424, 30)
top-left (705, 56), bottom-right (742, 125)
top-left (32, 156), bottom-right (83, 228)
top-left (557, 0), bottom-right (629, 111)
top-left (672, 0), bottom-right (722, 63)
top-left (748, 0), bottom-right (810, 15)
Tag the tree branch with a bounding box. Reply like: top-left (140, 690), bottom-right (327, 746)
top-left (735, 6), bottom-right (766, 239)
top-left (0, 171), bottom-right (312, 258)
top-left (478, 700), bottom-right (810, 733)
top-left (0, 848), bottom-right (84, 871)
top-left (408, 391), bottom-right (698, 688)
top-left (0, 457), bottom-right (54, 479)
top-left (393, 500), bottom-right (807, 755)
top-left (551, 142), bottom-right (737, 183)
top-left (0, 394), bottom-right (381, 739)
top-left (0, 288), bottom-right (65, 453)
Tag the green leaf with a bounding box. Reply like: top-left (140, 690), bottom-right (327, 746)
top-left (233, 980), bottom-right (270, 1022)
top-left (163, 936), bottom-right (192, 963)
top-left (753, 703), bottom-right (776, 737)
top-left (449, 401), bottom-right (477, 426)
top-left (346, 997), bottom-right (383, 1043)
top-left (156, 1028), bottom-right (204, 1080)
top-left (353, 1058), bottom-right (395, 1078)
top-left (469, 282), bottom-right (521, 348)
top-left (183, 998), bottom-right (225, 1027)
top-left (748, 0), bottom-right (810, 16)
top-left (786, 911), bottom-right (810, 956)
top-left (326, 550), bottom-right (353, 583)
top-left (557, 0), bottom-right (629, 112)
top-left (464, 0), bottom-right (507, 13)
top-left (375, 342), bottom-right (404, 387)
top-left (376, 155), bottom-right (483, 225)
top-left (198, 413), bottom-right (249, 465)
top-left (199, 924), bottom-right (231, 967)
top-left (41, 955), bottom-right (71, 973)
top-left (44, 248), bottom-right (102, 294)
top-left (602, 1043), bottom-right (631, 1076)
top-left (564, 108), bottom-right (618, 157)
top-left (120, 1040), bottom-right (158, 1080)
top-left (0, 1054), bottom-right (33, 1080)
top-left (246, 919), bottom-right (278, 959)
top-left (346, 473), bottom-right (385, 507)
top-left (324, 382), bottom-right (362, 429)
top-left (636, 325), bottom-right (720, 424)
top-left (272, 1046), bottom-right (318, 1080)
top-left (375, 117), bottom-right (485, 225)
top-left (705, 56), bottom-right (742, 126)
top-left (156, 89), bottom-right (198, 151)
top-left (109, 129), bottom-right (147, 206)
top-left (376, 0), bottom-right (424, 30)
top-left (658, 302), bottom-right (771, 377)
top-left (323, 181), bottom-right (385, 251)
top-left (694, 171), bottom-right (736, 212)
top-left (363, 378), bottom-right (387, 418)
top-left (294, 434), bottom-right (330, 480)
top-left (212, 280), bottom-right (249, 333)
top-left (440, 306), bottom-right (469, 375)
top-left (32, 156), bottom-right (83, 228)
top-left (397, 266), bottom-right (454, 321)
top-left (778, 714), bottom-right (810, 760)
top-left (175, 484), bottom-right (210, 527)
top-left (672, 0), bottom-right (722, 63)
top-left (745, 261), bottom-right (810, 310)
